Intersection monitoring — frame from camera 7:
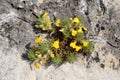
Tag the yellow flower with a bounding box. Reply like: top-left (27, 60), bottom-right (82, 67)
top-left (34, 36), bottom-right (42, 43)
top-left (75, 46), bottom-right (82, 51)
top-left (42, 12), bottom-right (50, 21)
top-left (71, 29), bottom-right (77, 36)
top-left (70, 41), bottom-right (77, 48)
top-left (53, 40), bottom-right (59, 49)
top-left (82, 41), bottom-right (89, 47)
top-left (46, 21), bottom-right (52, 27)
top-left (42, 12), bottom-right (48, 18)
top-left (73, 17), bottom-right (80, 23)
top-left (49, 52), bottom-right (55, 58)
top-left (78, 27), bottom-right (87, 33)
top-left (78, 28), bottom-right (83, 33)
top-left (70, 41), bottom-right (82, 51)
top-left (55, 19), bottom-right (61, 26)
top-left (35, 63), bottom-right (40, 69)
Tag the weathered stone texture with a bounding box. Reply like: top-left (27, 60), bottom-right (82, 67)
top-left (0, 0), bottom-right (120, 80)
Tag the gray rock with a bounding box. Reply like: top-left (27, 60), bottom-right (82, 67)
top-left (0, 0), bottom-right (120, 80)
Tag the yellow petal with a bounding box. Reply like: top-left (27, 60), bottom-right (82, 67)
top-left (75, 46), bottom-right (82, 51)
top-left (73, 17), bottom-right (80, 23)
top-left (78, 28), bottom-right (83, 33)
top-left (42, 12), bottom-right (48, 18)
top-left (55, 19), bottom-right (61, 26)
top-left (53, 40), bottom-right (59, 49)
top-left (42, 12), bottom-right (50, 22)
top-left (82, 41), bottom-right (89, 47)
top-left (70, 41), bottom-right (77, 48)
top-left (71, 29), bottom-right (77, 36)
top-left (34, 36), bottom-right (42, 43)
top-left (82, 27), bottom-right (87, 31)
top-left (35, 63), bottom-right (40, 69)
top-left (46, 21), bottom-right (52, 27)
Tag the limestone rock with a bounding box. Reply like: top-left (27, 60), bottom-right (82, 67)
top-left (0, 0), bottom-right (120, 80)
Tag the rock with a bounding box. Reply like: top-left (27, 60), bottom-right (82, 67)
top-left (0, 0), bottom-right (120, 80)
top-left (0, 36), bottom-right (36, 80)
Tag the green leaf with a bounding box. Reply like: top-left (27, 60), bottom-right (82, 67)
top-left (83, 42), bottom-right (94, 53)
top-left (63, 31), bottom-right (70, 39)
top-left (77, 32), bottom-right (84, 40)
top-left (66, 53), bottom-right (76, 63)
top-left (27, 49), bottom-right (35, 60)
top-left (37, 18), bottom-right (44, 24)
top-left (52, 54), bottom-right (62, 66)
top-left (61, 19), bottom-right (71, 28)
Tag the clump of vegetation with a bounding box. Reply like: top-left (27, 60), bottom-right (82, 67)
top-left (26, 12), bottom-right (94, 69)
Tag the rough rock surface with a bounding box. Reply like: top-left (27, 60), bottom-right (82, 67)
top-left (0, 0), bottom-right (120, 80)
